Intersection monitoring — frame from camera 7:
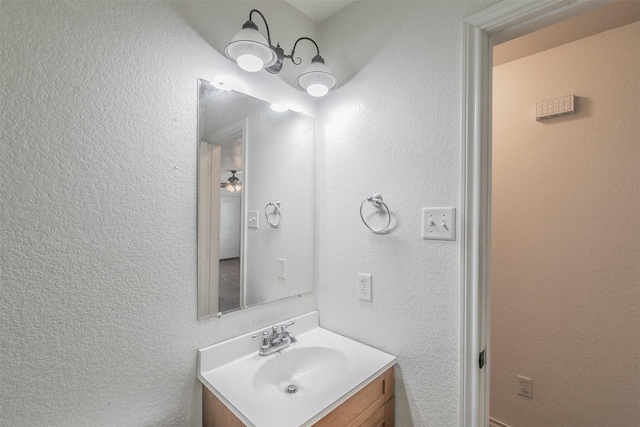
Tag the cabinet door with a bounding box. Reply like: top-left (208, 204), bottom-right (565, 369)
top-left (202, 385), bottom-right (244, 427)
top-left (315, 367), bottom-right (394, 427)
top-left (359, 397), bottom-right (394, 427)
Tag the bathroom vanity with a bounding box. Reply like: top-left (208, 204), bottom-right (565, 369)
top-left (198, 311), bottom-right (395, 427)
top-left (203, 366), bottom-right (394, 426)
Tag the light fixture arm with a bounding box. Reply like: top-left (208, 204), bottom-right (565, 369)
top-left (246, 10), bottom-right (321, 65)
top-left (248, 9), bottom-right (273, 47)
top-left (225, 8), bottom-right (337, 95)
top-left (286, 37), bottom-right (322, 65)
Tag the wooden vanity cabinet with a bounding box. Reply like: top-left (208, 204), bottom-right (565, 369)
top-left (202, 366), bottom-right (394, 427)
top-left (313, 366), bottom-right (394, 427)
top-left (202, 388), bottom-right (245, 427)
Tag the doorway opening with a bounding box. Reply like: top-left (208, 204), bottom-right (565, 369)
top-left (490, 3), bottom-right (639, 426)
top-left (461, 2), bottom-right (640, 427)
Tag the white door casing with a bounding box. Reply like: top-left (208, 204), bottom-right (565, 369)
top-left (459, 1), bottom-right (615, 426)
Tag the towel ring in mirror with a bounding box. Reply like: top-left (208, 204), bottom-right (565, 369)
top-left (265, 200), bottom-right (282, 228)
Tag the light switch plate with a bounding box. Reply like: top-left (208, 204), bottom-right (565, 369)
top-left (422, 207), bottom-right (456, 240)
top-left (248, 210), bottom-right (259, 229)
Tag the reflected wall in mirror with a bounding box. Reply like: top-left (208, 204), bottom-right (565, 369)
top-left (197, 79), bottom-right (314, 319)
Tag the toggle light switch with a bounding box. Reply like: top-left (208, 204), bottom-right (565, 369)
top-left (422, 207), bottom-right (456, 241)
top-left (248, 210), bottom-right (259, 229)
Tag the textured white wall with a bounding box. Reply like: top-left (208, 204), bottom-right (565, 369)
top-left (316, 2), bottom-right (495, 426)
top-left (244, 109), bottom-right (315, 306)
top-left (491, 22), bottom-right (640, 427)
top-left (0, 2), bottom-right (317, 426)
top-left (2, 1), bottom-right (528, 426)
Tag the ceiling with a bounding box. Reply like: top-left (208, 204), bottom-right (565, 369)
top-left (494, 0), bottom-right (640, 66)
top-left (285, 1), bottom-right (638, 65)
top-left (286, 0), bottom-right (352, 23)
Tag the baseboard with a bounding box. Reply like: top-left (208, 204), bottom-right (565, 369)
top-left (489, 417), bottom-right (512, 427)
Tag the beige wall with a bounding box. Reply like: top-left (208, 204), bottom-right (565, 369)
top-left (491, 22), bottom-right (640, 427)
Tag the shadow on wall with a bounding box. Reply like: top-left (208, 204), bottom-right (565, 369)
top-left (168, 1), bottom-right (237, 54)
top-left (319, 2), bottom-right (440, 88)
top-left (393, 365), bottom-right (428, 426)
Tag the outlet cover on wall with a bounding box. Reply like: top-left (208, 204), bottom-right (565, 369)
top-left (358, 273), bottom-right (372, 302)
top-left (278, 258), bottom-right (287, 280)
top-left (517, 375), bottom-right (533, 398)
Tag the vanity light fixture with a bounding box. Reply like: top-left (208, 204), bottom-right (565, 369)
top-left (221, 170), bottom-right (242, 192)
top-left (224, 9), bottom-right (337, 97)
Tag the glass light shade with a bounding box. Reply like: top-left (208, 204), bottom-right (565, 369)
top-left (306, 84), bottom-right (329, 97)
top-left (225, 183), bottom-right (241, 192)
top-left (296, 60), bottom-right (337, 97)
top-left (224, 27), bottom-right (276, 72)
top-left (237, 54), bottom-right (264, 72)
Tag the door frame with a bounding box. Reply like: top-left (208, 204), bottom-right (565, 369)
top-left (459, 1), bottom-right (615, 426)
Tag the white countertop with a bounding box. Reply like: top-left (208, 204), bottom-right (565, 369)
top-left (197, 311), bottom-right (395, 427)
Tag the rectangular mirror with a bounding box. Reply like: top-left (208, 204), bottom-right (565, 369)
top-left (197, 79), bottom-right (314, 319)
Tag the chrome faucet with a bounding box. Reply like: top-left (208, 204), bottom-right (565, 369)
top-left (252, 321), bottom-right (297, 356)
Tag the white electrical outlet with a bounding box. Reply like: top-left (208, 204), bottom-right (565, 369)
top-left (517, 375), bottom-right (533, 398)
top-left (358, 273), bottom-right (372, 302)
top-left (278, 258), bottom-right (287, 280)
top-left (422, 207), bottom-right (456, 240)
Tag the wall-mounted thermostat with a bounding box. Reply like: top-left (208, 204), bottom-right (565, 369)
top-left (536, 94), bottom-right (575, 121)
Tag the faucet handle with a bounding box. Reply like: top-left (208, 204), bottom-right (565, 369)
top-left (252, 331), bottom-right (270, 350)
top-left (252, 331), bottom-right (269, 340)
top-left (280, 321), bottom-right (295, 332)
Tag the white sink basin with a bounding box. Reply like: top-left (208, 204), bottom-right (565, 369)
top-left (252, 346), bottom-right (348, 399)
top-left (198, 311), bottom-right (395, 427)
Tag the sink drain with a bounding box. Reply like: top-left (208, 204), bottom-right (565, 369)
top-left (284, 384), bottom-right (298, 394)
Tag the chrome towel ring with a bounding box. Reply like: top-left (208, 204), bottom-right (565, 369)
top-left (360, 193), bottom-right (391, 234)
top-left (265, 200), bottom-right (282, 228)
